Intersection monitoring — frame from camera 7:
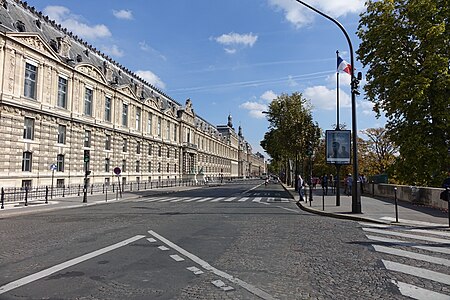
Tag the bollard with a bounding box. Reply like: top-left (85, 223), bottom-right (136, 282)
top-left (309, 185), bottom-right (312, 207)
top-left (78, 184), bottom-right (81, 196)
top-left (91, 184), bottom-right (94, 195)
top-left (112, 184), bottom-right (115, 193)
top-left (394, 187), bottom-right (398, 223)
top-left (322, 190), bottom-right (325, 211)
top-left (24, 187), bottom-right (28, 206)
top-left (144, 182), bottom-right (147, 190)
top-left (446, 187), bottom-right (449, 228)
top-left (130, 182), bottom-right (132, 192)
top-left (1, 187), bottom-right (4, 209)
top-left (103, 184), bottom-right (105, 194)
top-left (116, 188), bottom-right (118, 201)
top-left (62, 185), bottom-right (65, 198)
top-left (45, 186), bottom-right (48, 204)
top-left (105, 185), bottom-right (108, 202)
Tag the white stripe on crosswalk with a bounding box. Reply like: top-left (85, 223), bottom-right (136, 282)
top-left (360, 222), bottom-right (450, 238)
top-left (144, 198), bottom-right (161, 202)
top-left (210, 197), bottom-right (225, 202)
top-left (252, 197), bottom-right (262, 203)
top-left (170, 198), bottom-right (187, 202)
top-left (238, 197), bottom-right (249, 202)
top-left (184, 197), bottom-right (203, 202)
top-left (373, 245), bottom-right (450, 267)
top-left (366, 235), bottom-right (450, 255)
top-left (223, 197), bottom-right (236, 202)
top-left (159, 197), bottom-right (177, 202)
top-left (197, 197), bottom-right (213, 202)
top-left (362, 228), bottom-right (449, 244)
top-left (382, 260), bottom-right (450, 286)
top-left (392, 280), bottom-right (450, 300)
top-left (380, 217), bottom-right (446, 227)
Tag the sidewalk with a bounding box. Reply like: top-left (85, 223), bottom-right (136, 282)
top-left (283, 184), bottom-right (450, 229)
top-left (0, 185), bottom-right (204, 218)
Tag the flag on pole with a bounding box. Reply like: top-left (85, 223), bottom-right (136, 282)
top-left (337, 56), bottom-right (352, 75)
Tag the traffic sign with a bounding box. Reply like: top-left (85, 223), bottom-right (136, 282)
top-left (113, 167), bottom-right (121, 175)
top-left (50, 163), bottom-right (57, 171)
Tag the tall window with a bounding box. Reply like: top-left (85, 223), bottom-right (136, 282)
top-left (122, 159), bottom-right (127, 172)
top-left (148, 143), bottom-right (152, 155)
top-left (166, 163), bottom-right (170, 173)
top-left (105, 135), bottom-right (111, 150)
top-left (136, 107), bottom-right (141, 131)
top-left (57, 154), bottom-right (64, 172)
top-left (122, 103), bottom-right (128, 127)
top-left (105, 158), bottom-right (110, 172)
top-left (84, 87), bottom-right (93, 116)
top-left (122, 138), bottom-right (127, 152)
top-left (23, 117), bottom-right (34, 140)
top-left (57, 76), bottom-right (68, 108)
top-left (158, 162), bottom-right (161, 172)
top-left (84, 130), bottom-right (91, 147)
top-left (157, 117), bottom-right (161, 137)
top-left (22, 152), bottom-right (32, 171)
top-left (24, 62), bottom-right (37, 99)
top-left (57, 125), bottom-right (66, 144)
top-left (174, 164), bottom-right (177, 173)
top-left (158, 146), bottom-right (162, 157)
top-left (105, 96), bottom-right (111, 122)
top-left (167, 148), bottom-right (170, 158)
top-left (166, 122), bottom-right (171, 140)
top-left (147, 112), bottom-right (152, 134)
top-left (148, 161), bottom-right (152, 172)
top-left (136, 160), bottom-right (140, 172)
top-left (174, 125), bottom-right (177, 142)
top-left (136, 141), bottom-right (141, 154)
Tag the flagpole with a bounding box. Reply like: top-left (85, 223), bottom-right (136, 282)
top-left (336, 50), bottom-right (340, 130)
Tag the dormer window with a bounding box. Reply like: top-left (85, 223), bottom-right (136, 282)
top-left (16, 20), bottom-right (26, 32)
top-left (35, 19), bottom-right (41, 29)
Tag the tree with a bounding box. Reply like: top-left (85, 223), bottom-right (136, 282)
top-left (260, 92), bottom-right (319, 184)
top-left (357, 0), bottom-right (450, 186)
top-left (360, 127), bottom-right (398, 177)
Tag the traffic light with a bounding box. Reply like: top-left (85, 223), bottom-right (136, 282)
top-left (84, 150), bottom-right (90, 163)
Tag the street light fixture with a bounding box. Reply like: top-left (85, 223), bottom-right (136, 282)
top-left (294, 0), bottom-right (362, 213)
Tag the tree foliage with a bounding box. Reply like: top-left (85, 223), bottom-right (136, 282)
top-left (357, 0), bottom-right (450, 186)
top-left (261, 92), bottom-right (320, 177)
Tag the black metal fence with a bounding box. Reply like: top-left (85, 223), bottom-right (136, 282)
top-left (0, 179), bottom-right (204, 208)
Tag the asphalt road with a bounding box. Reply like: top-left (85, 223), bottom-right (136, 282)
top-left (0, 180), bottom-right (438, 299)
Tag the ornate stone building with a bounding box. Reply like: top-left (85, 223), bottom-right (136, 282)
top-left (0, 0), bottom-right (265, 188)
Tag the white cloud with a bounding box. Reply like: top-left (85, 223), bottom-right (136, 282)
top-left (139, 41), bottom-right (167, 61)
top-left (43, 6), bottom-right (111, 40)
top-left (260, 90), bottom-right (277, 103)
top-left (325, 72), bottom-right (352, 87)
top-left (135, 70), bottom-right (166, 89)
top-left (213, 32), bottom-right (258, 54)
top-left (303, 85), bottom-right (351, 110)
top-left (113, 9), bottom-right (133, 20)
top-left (101, 45), bottom-right (124, 57)
top-left (240, 90), bottom-right (278, 119)
top-left (268, 0), bottom-right (365, 28)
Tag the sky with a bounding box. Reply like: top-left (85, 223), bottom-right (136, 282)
top-left (28, 0), bottom-right (386, 156)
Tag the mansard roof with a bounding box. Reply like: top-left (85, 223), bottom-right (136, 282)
top-left (0, 0), bottom-right (181, 111)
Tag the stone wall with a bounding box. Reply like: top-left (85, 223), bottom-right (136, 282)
top-left (363, 183), bottom-right (449, 210)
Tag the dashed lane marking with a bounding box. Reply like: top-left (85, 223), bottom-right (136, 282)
top-left (0, 235), bottom-right (146, 295)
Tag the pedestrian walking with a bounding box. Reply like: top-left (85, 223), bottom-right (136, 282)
top-left (346, 174), bottom-right (353, 196)
top-left (297, 175), bottom-right (305, 202)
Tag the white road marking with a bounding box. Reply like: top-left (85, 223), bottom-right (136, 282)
top-left (147, 238), bottom-right (157, 243)
top-left (210, 197), bottom-right (225, 202)
top-left (148, 230), bottom-right (275, 300)
top-left (144, 198), bottom-right (161, 202)
top-left (159, 197), bottom-right (177, 202)
top-left (382, 260), bottom-right (450, 285)
top-left (362, 228), bottom-right (449, 244)
top-left (223, 197), bottom-right (236, 202)
top-left (184, 197), bottom-right (203, 202)
top-left (242, 185), bottom-right (262, 194)
top-left (170, 254), bottom-right (185, 262)
top-left (360, 222), bottom-right (450, 238)
top-left (373, 245), bottom-right (450, 267)
top-left (187, 266), bottom-right (204, 275)
top-left (366, 234), bottom-right (450, 255)
top-left (158, 246), bottom-right (170, 251)
top-left (252, 197), bottom-right (262, 203)
top-left (170, 198), bottom-right (187, 202)
top-left (380, 217), bottom-right (446, 227)
top-left (212, 279), bottom-right (235, 291)
top-left (238, 197), bottom-right (249, 202)
top-left (197, 197), bottom-right (213, 202)
top-left (0, 235), bottom-right (146, 295)
top-left (391, 280), bottom-right (450, 300)
top-left (392, 280), bottom-right (450, 300)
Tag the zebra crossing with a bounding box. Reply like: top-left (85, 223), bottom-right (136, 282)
top-left (138, 195), bottom-right (292, 204)
top-left (360, 222), bottom-right (450, 300)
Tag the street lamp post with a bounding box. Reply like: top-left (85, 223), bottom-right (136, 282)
top-left (295, 0), bottom-right (361, 213)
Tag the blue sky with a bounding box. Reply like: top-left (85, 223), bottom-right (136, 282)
top-left (28, 0), bottom-right (386, 155)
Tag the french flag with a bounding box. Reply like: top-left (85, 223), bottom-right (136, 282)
top-left (337, 56), bottom-right (352, 75)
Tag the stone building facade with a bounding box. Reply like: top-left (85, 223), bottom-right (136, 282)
top-left (0, 0), bottom-right (264, 188)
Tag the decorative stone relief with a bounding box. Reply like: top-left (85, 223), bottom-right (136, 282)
top-left (103, 61), bottom-right (113, 82)
top-left (76, 65), bottom-right (106, 83)
top-left (7, 48), bottom-right (16, 93)
top-left (57, 36), bottom-right (71, 58)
